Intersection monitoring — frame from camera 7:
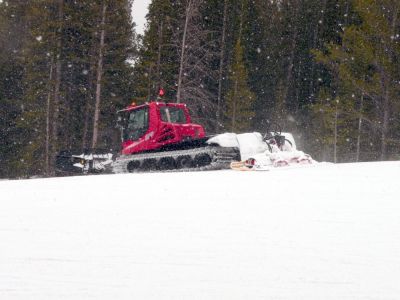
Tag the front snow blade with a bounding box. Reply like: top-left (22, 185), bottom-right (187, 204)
top-left (55, 150), bottom-right (114, 176)
top-left (55, 150), bottom-right (86, 175)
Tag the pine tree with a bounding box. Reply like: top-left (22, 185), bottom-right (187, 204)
top-left (310, 89), bottom-right (356, 162)
top-left (3, 0), bottom-right (136, 177)
top-left (190, 0), bottom-right (240, 132)
top-left (224, 0), bottom-right (255, 134)
top-left (132, 0), bottom-right (178, 102)
top-left (97, 0), bottom-right (137, 150)
top-left (174, 0), bottom-right (220, 130)
top-left (216, 0), bottom-right (228, 132)
top-left (313, 0), bottom-right (400, 161)
top-left (0, 1), bottom-right (28, 178)
top-left (224, 39), bottom-right (255, 132)
top-left (15, 0), bottom-right (59, 176)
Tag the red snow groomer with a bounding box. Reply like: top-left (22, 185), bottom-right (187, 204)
top-left (111, 100), bottom-right (242, 173)
top-left (56, 90), bottom-right (313, 174)
top-left (56, 92), bottom-right (240, 174)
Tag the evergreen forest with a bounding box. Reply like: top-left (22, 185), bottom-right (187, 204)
top-left (1, 0), bottom-right (399, 178)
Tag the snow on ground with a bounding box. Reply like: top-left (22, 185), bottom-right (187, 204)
top-left (1, 161), bottom-right (400, 299)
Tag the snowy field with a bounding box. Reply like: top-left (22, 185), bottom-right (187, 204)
top-left (1, 161), bottom-right (400, 299)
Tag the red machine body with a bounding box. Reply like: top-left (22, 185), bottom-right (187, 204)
top-left (118, 101), bottom-right (206, 156)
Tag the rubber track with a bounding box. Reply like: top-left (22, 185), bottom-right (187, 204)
top-left (111, 146), bottom-right (239, 174)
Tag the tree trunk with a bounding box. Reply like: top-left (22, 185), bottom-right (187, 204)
top-left (216, 0), bottom-right (228, 132)
top-left (333, 102), bottom-right (338, 163)
top-left (344, 0), bottom-right (350, 26)
top-left (147, 64), bottom-right (153, 100)
top-left (50, 0), bottom-right (64, 174)
top-left (381, 87), bottom-right (389, 160)
top-left (45, 58), bottom-right (54, 176)
top-left (231, 79), bottom-right (238, 131)
top-left (92, 2), bottom-right (107, 149)
top-left (308, 0), bottom-right (327, 101)
top-left (176, 0), bottom-right (192, 103)
top-left (156, 19), bottom-right (163, 92)
top-left (230, 0), bottom-right (245, 132)
top-left (65, 63), bottom-right (74, 147)
top-left (356, 94), bottom-right (364, 162)
top-left (379, 6), bottom-right (397, 160)
top-left (81, 92), bottom-right (91, 150)
top-left (281, 0), bottom-right (299, 109)
top-left (82, 36), bottom-right (98, 150)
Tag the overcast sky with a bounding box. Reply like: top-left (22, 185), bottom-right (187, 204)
top-left (132, 0), bottom-right (151, 35)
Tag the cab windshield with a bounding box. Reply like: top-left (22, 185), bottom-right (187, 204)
top-left (119, 107), bottom-right (149, 141)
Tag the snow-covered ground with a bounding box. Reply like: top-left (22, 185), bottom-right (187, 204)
top-left (1, 161), bottom-right (400, 299)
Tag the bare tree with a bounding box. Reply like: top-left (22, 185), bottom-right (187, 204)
top-left (92, 1), bottom-right (107, 149)
top-left (175, 0), bottom-right (219, 129)
top-left (216, 0), bottom-right (228, 132)
top-left (81, 33), bottom-right (98, 150)
top-left (280, 0), bottom-right (299, 108)
top-left (380, 3), bottom-right (398, 160)
top-left (333, 99), bottom-right (339, 163)
top-left (355, 94), bottom-right (364, 162)
top-left (308, 0), bottom-right (327, 101)
top-left (176, 0), bottom-right (192, 103)
top-left (49, 0), bottom-right (64, 174)
top-left (45, 57), bottom-right (54, 175)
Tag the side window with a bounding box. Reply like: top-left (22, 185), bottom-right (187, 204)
top-left (170, 108), bottom-right (186, 123)
top-left (160, 107), bottom-right (187, 124)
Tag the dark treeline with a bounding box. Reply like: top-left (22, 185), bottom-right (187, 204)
top-left (1, 0), bottom-right (399, 178)
top-left (0, 0), bottom-right (136, 178)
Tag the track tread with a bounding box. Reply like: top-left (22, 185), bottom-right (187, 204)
top-left (111, 146), bottom-right (239, 173)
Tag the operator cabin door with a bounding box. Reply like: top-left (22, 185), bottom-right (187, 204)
top-left (159, 106), bottom-right (191, 142)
